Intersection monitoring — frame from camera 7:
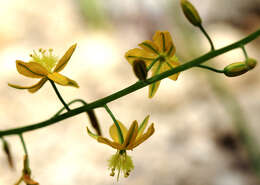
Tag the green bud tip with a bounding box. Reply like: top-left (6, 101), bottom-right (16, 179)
top-left (180, 0), bottom-right (202, 27)
top-left (246, 58), bottom-right (257, 70)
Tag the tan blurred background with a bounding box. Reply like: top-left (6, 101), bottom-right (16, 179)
top-left (0, 0), bottom-right (260, 184)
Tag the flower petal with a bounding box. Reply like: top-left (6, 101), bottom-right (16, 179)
top-left (8, 78), bottom-right (47, 93)
top-left (86, 127), bottom-right (99, 140)
top-left (153, 31), bottom-right (175, 54)
top-left (137, 115), bottom-right (150, 139)
top-left (149, 62), bottom-right (162, 98)
top-left (16, 60), bottom-right (48, 78)
top-left (109, 120), bottom-right (127, 143)
top-left (54, 44), bottom-right (77, 72)
top-left (162, 56), bottom-right (181, 81)
top-left (47, 72), bottom-right (79, 88)
top-left (125, 48), bottom-right (156, 66)
top-left (123, 121), bottom-right (138, 149)
top-left (149, 81), bottom-right (161, 98)
top-left (138, 40), bottom-right (159, 55)
top-left (28, 78), bottom-right (47, 93)
top-left (97, 137), bottom-right (123, 150)
top-left (131, 123), bottom-right (155, 149)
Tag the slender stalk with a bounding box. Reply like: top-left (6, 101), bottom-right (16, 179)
top-left (49, 80), bottom-right (70, 112)
top-left (196, 64), bottom-right (224, 73)
top-left (19, 134), bottom-right (28, 156)
top-left (104, 104), bottom-right (124, 144)
top-left (52, 99), bottom-right (102, 136)
top-left (0, 29), bottom-right (259, 137)
top-left (199, 24), bottom-right (215, 51)
top-left (19, 134), bottom-right (30, 171)
top-left (52, 99), bottom-right (87, 118)
top-left (241, 45), bottom-right (249, 61)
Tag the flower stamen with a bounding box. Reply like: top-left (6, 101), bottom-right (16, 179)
top-left (29, 48), bottom-right (58, 72)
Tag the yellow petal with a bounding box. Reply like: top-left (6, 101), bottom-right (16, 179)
top-left (97, 137), bottom-right (123, 150)
top-left (47, 72), bottom-right (79, 88)
top-left (109, 120), bottom-right (127, 142)
top-left (153, 31), bottom-right (174, 54)
top-left (123, 121), bottom-right (138, 149)
top-left (162, 57), bottom-right (181, 81)
top-left (125, 48), bottom-right (156, 65)
top-left (138, 40), bottom-right (159, 55)
top-left (149, 81), bottom-right (161, 98)
top-left (86, 127), bottom-right (99, 140)
top-left (137, 115), bottom-right (150, 139)
top-left (16, 60), bottom-right (48, 78)
top-left (131, 123), bottom-right (155, 149)
top-left (28, 78), bottom-right (47, 93)
top-left (54, 44), bottom-right (77, 72)
top-left (149, 62), bottom-right (162, 98)
top-left (8, 78), bottom-right (47, 93)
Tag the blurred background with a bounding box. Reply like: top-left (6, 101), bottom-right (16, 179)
top-left (0, 0), bottom-right (260, 184)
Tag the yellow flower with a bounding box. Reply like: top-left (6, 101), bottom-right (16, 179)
top-left (125, 31), bottom-right (181, 98)
top-left (87, 115), bottom-right (154, 180)
top-left (8, 44), bottom-right (79, 93)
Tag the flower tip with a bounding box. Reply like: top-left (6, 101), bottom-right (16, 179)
top-left (71, 43), bottom-right (77, 50)
top-left (180, 0), bottom-right (202, 27)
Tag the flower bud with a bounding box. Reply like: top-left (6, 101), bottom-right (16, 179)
top-left (246, 58), bottom-right (257, 70)
top-left (180, 0), bottom-right (202, 27)
top-left (224, 62), bottom-right (249, 77)
top-left (2, 139), bottom-right (13, 168)
top-left (86, 109), bottom-right (102, 136)
top-left (133, 60), bottom-right (147, 81)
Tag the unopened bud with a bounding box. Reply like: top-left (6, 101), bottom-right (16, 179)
top-left (246, 58), bottom-right (257, 70)
top-left (180, 0), bottom-right (202, 27)
top-left (23, 155), bottom-right (31, 175)
top-left (133, 60), bottom-right (147, 81)
top-left (224, 62), bottom-right (249, 77)
top-left (2, 139), bottom-right (13, 168)
top-left (87, 109), bottom-right (102, 136)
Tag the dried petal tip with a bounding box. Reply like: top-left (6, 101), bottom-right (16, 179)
top-left (133, 60), bottom-right (147, 81)
top-left (180, 0), bottom-right (202, 27)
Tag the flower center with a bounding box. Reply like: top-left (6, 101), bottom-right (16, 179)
top-left (108, 150), bottom-right (134, 181)
top-left (29, 48), bottom-right (58, 72)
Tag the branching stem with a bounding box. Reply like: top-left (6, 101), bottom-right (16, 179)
top-left (0, 29), bottom-right (259, 137)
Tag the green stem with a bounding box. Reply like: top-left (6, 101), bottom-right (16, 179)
top-left (19, 134), bottom-right (28, 156)
top-left (49, 80), bottom-right (70, 112)
top-left (103, 104), bottom-right (124, 144)
top-left (0, 29), bottom-right (259, 136)
top-left (196, 64), bottom-right (224, 73)
top-left (241, 45), bottom-right (249, 60)
top-left (52, 99), bottom-right (102, 136)
top-left (199, 24), bottom-right (215, 51)
top-left (147, 57), bottom-right (160, 71)
top-left (52, 99), bottom-right (87, 118)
